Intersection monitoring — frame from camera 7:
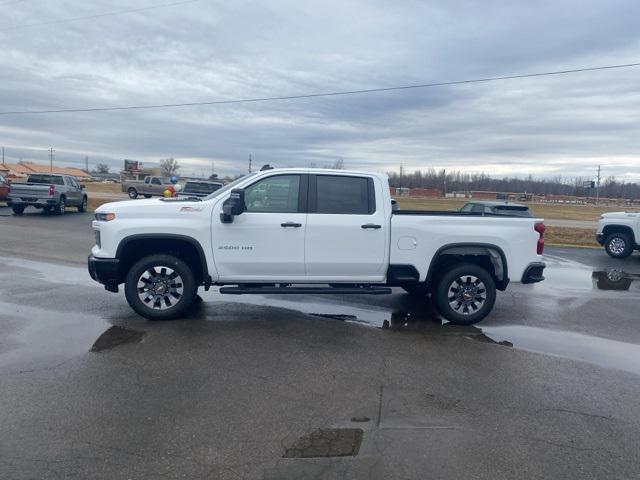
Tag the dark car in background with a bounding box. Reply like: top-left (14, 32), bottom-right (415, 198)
top-left (460, 200), bottom-right (532, 217)
top-left (178, 180), bottom-right (223, 198)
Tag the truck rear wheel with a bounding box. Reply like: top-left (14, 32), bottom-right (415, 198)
top-left (12, 205), bottom-right (25, 216)
top-left (604, 232), bottom-right (632, 259)
top-left (434, 263), bottom-right (496, 325)
top-left (124, 254), bottom-right (197, 320)
top-left (128, 188), bottom-right (138, 199)
top-left (55, 196), bottom-right (66, 215)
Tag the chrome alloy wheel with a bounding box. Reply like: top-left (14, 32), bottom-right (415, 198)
top-left (137, 266), bottom-right (184, 310)
top-left (608, 237), bottom-right (626, 256)
top-left (447, 275), bottom-right (487, 315)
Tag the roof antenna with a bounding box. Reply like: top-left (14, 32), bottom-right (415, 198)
top-left (260, 164), bottom-right (273, 171)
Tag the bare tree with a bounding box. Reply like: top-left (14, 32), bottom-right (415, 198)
top-left (94, 163), bottom-right (110, 174)
top-left (325, 158), bottom-right (345, 169)
top-left (160, 157), bottom-right (180, 177)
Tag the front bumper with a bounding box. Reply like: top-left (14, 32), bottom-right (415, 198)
top-left (88, 254), bottom-right (120, 292)
top-left (521, 262), bottom-right (546, 284)
top-left (596, 233), bottom-right (605, 245)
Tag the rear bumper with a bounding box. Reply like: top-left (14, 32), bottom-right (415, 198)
top-left (596, 233), bottom-right (605, 245)
top-left (521, 262), bottom-right (545, 284)
top-left (7, 196), bottom-right (57, 207)
top-left (88, 254), bottom-right (120, 292)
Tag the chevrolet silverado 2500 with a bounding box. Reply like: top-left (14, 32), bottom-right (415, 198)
top-left (89, 169), bottom-right (546, 324)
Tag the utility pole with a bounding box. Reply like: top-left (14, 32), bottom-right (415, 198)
top-left (248, 154), bottom-right (252, 173)
top-left (1, 147), bottom-right (4, 165)
top-left (596, 165), bottom-right (601, 205)
top-left (49, 147), bottom-right (55, 172)
top-left (443, 169), bottom-right (447, 197)
top-left (84, 155), bottom-right (89, 173)
top-left (399, 163), bottom-right (404, 188)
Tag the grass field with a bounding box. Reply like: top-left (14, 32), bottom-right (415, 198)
top-left (84, 182), bottom-right (122, 194)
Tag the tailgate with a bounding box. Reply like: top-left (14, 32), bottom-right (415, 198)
top-left (9, 184), bottom-right (51, 198)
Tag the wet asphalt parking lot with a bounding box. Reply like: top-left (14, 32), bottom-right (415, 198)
top-left (1, 206), bottom-right (640, 479)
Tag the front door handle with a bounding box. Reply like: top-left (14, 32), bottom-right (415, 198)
top-left (361, 223), bottom-right (382, 229)
top-left (281, 222), bottom-right (302, 228)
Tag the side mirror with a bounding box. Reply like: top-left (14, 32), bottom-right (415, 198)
top-left (220, 188), bottom-right (246, 223)
top-left (80, 184), bottom-right (86, 189)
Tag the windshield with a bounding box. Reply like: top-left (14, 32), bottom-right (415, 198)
top-left (203, 173), bottom-right (258, 201)
top-left (28, 174), bottom-right (65, 185)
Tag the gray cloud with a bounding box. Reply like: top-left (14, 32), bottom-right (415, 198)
top-left (1, 0), bottom-right (639, 180)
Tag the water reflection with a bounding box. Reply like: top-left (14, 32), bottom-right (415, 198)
top-left (592, 269), bottom-right (640, 291)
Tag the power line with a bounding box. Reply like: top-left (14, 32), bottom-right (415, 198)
top-left (0, 0), bottom-right (200, 32)
top-left (1, 62), bottom-right (639, 116)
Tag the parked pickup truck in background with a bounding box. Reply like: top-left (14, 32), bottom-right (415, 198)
top-left (122, 176), bottom-right (174, 199)
top-left (178, 180), bottom-right (223, 199)
top-left (7, 173), bottom-right (87, 215)
top-left (596, 212), bottom-right (639, 258)
top-left (89, 168), bottom-right (546, 324)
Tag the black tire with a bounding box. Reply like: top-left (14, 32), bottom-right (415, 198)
top-left (12, 205), bottom-right (25, 216)
top-left (434, 263), bottom-right (496, 325)
top-left (124, 254), bottom-right (197, 320)
top-left (402, 284), bottom-right (429, 296)
top-left (144, 194), bottom-right (152, 198)
top-left (128, 188), bottom-right (138, 199)
top-left (604, 232), bottom-right (633, 259)
top-left (55, 196), bottom-right (66, 215)
top-left (78, 196), bottom-right (87, 212)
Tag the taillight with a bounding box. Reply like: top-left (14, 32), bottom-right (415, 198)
top-left (48, 184), bottom-right (55, 196)
top-left (534, 222), bottom-right (545, 254)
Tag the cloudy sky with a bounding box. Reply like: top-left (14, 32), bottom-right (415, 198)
top-left (1, 0), bottom-right (639, 180)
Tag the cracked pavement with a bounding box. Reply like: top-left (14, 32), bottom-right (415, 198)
top-left (1, 207), bottom-right (640, 479)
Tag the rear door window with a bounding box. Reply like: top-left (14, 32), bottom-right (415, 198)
top-left (312, 175), bottom-right (374, 214)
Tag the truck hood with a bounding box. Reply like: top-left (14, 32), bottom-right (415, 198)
top-left (95, 198), bottom-right (208, 216)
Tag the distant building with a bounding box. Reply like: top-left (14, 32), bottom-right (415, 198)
top-left (0, 162), bottom-right (91, 180)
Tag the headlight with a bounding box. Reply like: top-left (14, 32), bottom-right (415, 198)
top-left (95, 212), bottom-right (116, 221)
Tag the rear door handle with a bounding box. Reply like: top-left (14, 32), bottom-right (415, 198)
top-left (361, 223), bottom-right (382, 229)
top-left (281, 222), bottom-right (302, 228)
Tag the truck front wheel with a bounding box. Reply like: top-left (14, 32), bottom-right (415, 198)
top-left (124, 254), bottom-right (197, 320)
top-left (128, 188), bottom-right (138, 199)
top-left (434, 263), bottom-right (496, 325)
top-left (604, 232), bottom-right (632, 259)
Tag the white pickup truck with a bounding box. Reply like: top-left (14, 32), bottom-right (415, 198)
top-left (596, 212), bottom-right (640, 258)
top-left (89, 168), bottom-right (546, 324)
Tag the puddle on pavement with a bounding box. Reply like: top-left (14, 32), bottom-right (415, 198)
top-left (90, 326), bottom-right (145, 352)
top-left (480, 325), bottom-right (640, 376)
top-left (283, 428), bottom-right (363, 458)
top-left (0, 255), bottom-right (96, 287)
